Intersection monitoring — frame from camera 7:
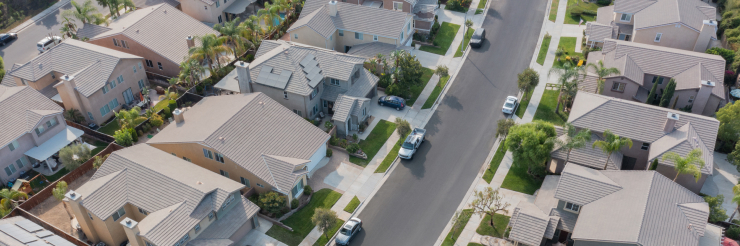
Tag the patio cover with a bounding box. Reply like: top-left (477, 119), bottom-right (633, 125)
top-left (224, 0), bottom-right (255, 14)
top-left (25, 126), bottom-right (84, 161)
top-left (214, 69), bottom-right (240, 93)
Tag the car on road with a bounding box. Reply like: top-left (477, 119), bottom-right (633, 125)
top-left (399, 128), bottom-right (426, 159)
top-left (378, 95), bottom-right (406, 110)
top-left (37, 36), bottom-right (62, 52)
top-left (0, 33), bottom-right (18, 46)
top-left (335, 218), bottom-right (362, 245)
top-left (470, 28), bottom-right (486, 48)
top-left (502, 96), bottom-right (518, 114)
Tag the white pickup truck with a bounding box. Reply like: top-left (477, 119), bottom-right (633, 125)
top-left (398, 128), bottom-right (426, 159)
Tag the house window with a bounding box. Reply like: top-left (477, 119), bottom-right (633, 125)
top-left (7, 140), bottom-right (19, 151)
top-left (330, 78), bottom-right (340, 86)
top-left (373, 35), bottom-right (378, 41)
top-left (47, 118), bottom-right (58, 128)
top-left (87, 112), bottom-right (94, 121)
top-left (109, 98), bottom-right (119, 110)
top-left (221, 194), bottom-right (235, 209)
top-left (203, 149), bottom-right (214, 159)
top-left (618, 33), bottom-right (630, 41)
top-left (291, 179), bottom-right (304, 198)
top-left (393, 2), bottom-right (402, 10)
top-left (363, 107), bottom-right (366, 116)
top-left (133, 66), bottom-right (137, 73)
top-left (654, 33), bottom-right (662, 42)
top-left (355, 32), bottom-right (363, 40)
top-left (183, 157), bottom-right (191, 162)
top-left (400, 31), bottom-right (403, 40)
top-left (194, 224), bottom-right (201, 232)
top-left (121, 40), bottom-right (128, 48)
top-left (688, 96), bottom-right (695, 103)
top-left (218, 15), bottom-right (223, 23)
top-left (293, 110), bottom-right (302, 116)
top-left (611, 82), bottom-right (626, 92)
top-left (564, 202), bottom-right (580, 213)
top-left (208, 212), bottom-right (215, 221)
top-left (294, 33), bottom-right (298, 39)
top-left (323, 100), bottom-right (328, 107)
top-left (109, 80), bottom-right (117, 89)
top-left (204, 6), bottom-right (207, 10)
top-left (338, 30), bottom-right (344, 36)
top-left (102, 86), bottom-right (109, 94)
top-left (257, 183), bottom-right (264, 188)
top-left (216, 0), bottom-right (220, 7)
top-left (15, 157), bottom-right (27, 169)
top-left (4, 165), bottom-right (17, 176)
top-left (35, 125), bottom-right (45, 135)
top-left (157, 62), bottom-right (163, 70)
top-left (113, 38), bottom-right (120, 47)
top-left (178, 234), bottom-right (190, 245)
top-left (407, 22), bottom-right (410, 32)
top-left (88, 212), bottom-right (94, 220)
top-left (620, 13), bottom-right (632, 22)
top-left (641, 143), bottom-right (650, 150)
top-left (220, 170), bottom-right (229, 178)
top-left (100, 104), bottom-right (111, 116)
top-left (138, 62), bottom-right (143, 69)
top-left (310, 87), bottom-right (319, 100)
top-left (284, 91), bottom-right (288, 99)
top-left (215, 153), bottom-right (225, 163)
top-left (111, 207), bottom-right (126, 221)
top-left (145, 242), bottom-right (154, 246)
top-left (138, 207), bottom-right (149, 215)
top-left (138, 79), bottom-right (146, 91)
top-left (145, 60), bottom-right (154, 68)
top-left (241, 177), bottom-right (251, 187)
top-left (118, 75), bottom-right (124, 84)
top-left (652, 77), bottom-right (664, 84)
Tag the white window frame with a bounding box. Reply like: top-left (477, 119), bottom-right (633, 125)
top-left (611, 82), bottom-right (626, 92)
top-left (373, 35), bottom-right (378, 41)
top-left (564, 202), bottom-right (580, 213)
top-left (215, 153), bottom-right (225, 163)
top-left (654, 33), bottom-right (662, 42)
top-left (338, 30), bottom-right (344, 36)
top-left (393, 1), bottom-right (403, 11)
top-left (355, 32), bottom-right (363, 40)
top-left (284, 91), bottom-right (288, 99)
top-left (294, 33), bottom-right (298, 39)
top-left (620, 13), bottom-right (632, 22)
top-left (111, 207), bottom-right (126, 221)
top-left (8, 140), bottom-right (19, 151)
top-left (688, 96), bottom-right (695, 103)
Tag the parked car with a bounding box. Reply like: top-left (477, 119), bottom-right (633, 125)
top-left (335, 218), bottom-right (362, 245)
top-left (37, 36), bottom-right (61, 52)
top-left (0, 33), bottom-right (18, 46)
top-left (378, 95), bottom-right (406, 110)
top-left (502, 96), bottom-right (518, 114)
top-left (470, 28), bottom-right (486, 48)
top-left (399, 128), bottom-right (426, 159)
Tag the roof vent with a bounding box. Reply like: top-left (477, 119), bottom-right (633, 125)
top-left (701, 80), bottom-right (715, 87)
top-left (196, 181), bottom-right (203, 185)
top-left (163, 10), bottom-right (167, 14)
top-left (218, 136), bottom-right (225, 141)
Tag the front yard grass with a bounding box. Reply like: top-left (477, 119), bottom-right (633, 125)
top-left (482, 143), bottom-right (508, 183)
top-left (564, 0), bottom-right (604, 25)
top-left (419, 22), bottom-right (461, 55)
top-left (97, 120), bottom-right (121, 136)
top-left (344, 196), bottom-right (361, 213)
top-left (549, 0), bottom-right (560, 22)
top-left (375, 131), bottom-right (409, 173)
top-left (454, 27), bottom-right (475, 57)
top-left (536, 35), bottom-right (551, 65)
top-left (476, 214), bottom-right (511, 238)
top-left (532, 89), bottom-right (569, 126)
top-left (406, 68), bottom-right (435, 105)
top-left (441, 209), bottom-right (474, 246)
top-left (349, 120), bottom-right (397, 166)
top-left (500, 158), bottom-right (544, 195)
top-left (312, 218), bottom-right (344, 246)
top-left (515, 90), bottom-right (532, 118)
top-left (265, 189), bottom-right (343, 246)
top-left (553, 37), bottom-right (583, 68)
top-left (476, 0), bottom-right (488, 14)
top-left (422, 75), bottom-right (450, 109)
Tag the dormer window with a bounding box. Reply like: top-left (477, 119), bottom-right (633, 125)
top-left (620, 13), bottom-right (632, 22)
top-left (564, 202), bottom-right (580, 213)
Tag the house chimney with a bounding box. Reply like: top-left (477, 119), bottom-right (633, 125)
top-left (186, 35), bottom-right (195, 49)
top-left (693, 20), bottom-right (717, 52)
top-left (664, 112), bottom-right (679, 133)
top-left (235, 61), bottom-right (252, 94)
top-left (328, 0), bottom-right (338, 17)
top-left (691, 80), bottom-right (715, 115)
top-left (173, 108), bottom-right (185, 124)
top-left (56, 74), bottom-right (83, 112)
top-left (120, 218), bottom-right (143, 246)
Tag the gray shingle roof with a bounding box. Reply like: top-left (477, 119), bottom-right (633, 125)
top-left (0, 86), bottom-right (64, 149)
top-left (613, 0), bottom-right (716, 31)
top-left (332, 94), bottom-right (369, 122)
top-left (148, 93), bottom-right (329, 193)
top-left (75, 144), bottom-right (256, 246)
top-left (8, 39), bottom-right (142, 97)
top-left (555, 164), bottom-right (623, 206)
top-left (647, 123), bottom-right (713, 174)
top-left (291, 0), bottom-right (412, 39)
top-left (507, 203), bottom-right (549, 246)
top-left (551, 130), bottom-right (623, 171)
top-left (76, 4), bottom-right (219, 65)
top-left (585, 22), bottom-right (614, 43)
top-left (347, 42), bottom-right (414, 59)
top-left (568, 92), bottom-right (718, 173)
top-left (596, 5), bottom-right (615, 25)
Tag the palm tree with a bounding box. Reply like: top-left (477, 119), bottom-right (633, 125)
top-left (159, 87), bottom-right (178, 101)
top-left (96, 0), bottom-right (120, 18)
top-left (258, 2), bottom-right (283, 28)
top-left (114, 106), bottom-right (142, 129)
top-left (548, 62), bottom-right (585, 112)
top-left (52, 181), bottom-right (74, 220)
top-left (60, 17), bottom-right (78, 39)
top-left (239, 15), bottom-right (264, 45)
top-left (586, 60), bottom-right (620, 94)
top-left (662, 149), bottom-right (705, 182)
top-left (189, 34), bottom-right (231, 76)
top-left (179, 58), bottom-right (204, 87)
top-left (64, 109), bottom-right (85, 123)
top-left (560, 78), bottom-right (580, 111)
top-left (214, 17), bottom-right (253, 57)
top-left (0, 189), bottom-right (28, 211)
top-left (730, 184), bottom-right (740, 221)
top-left (122, 0), bottom-right (135, 12)
top-left (62, 0), bottom-right (98, 24)
top-left (554, 123), bottom-right (591, 164)
top-left (592, 129), bottom-right (633, 170)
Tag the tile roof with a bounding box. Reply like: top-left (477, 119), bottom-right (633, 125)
top-left (332, 94), bottom-right (369, 122)
top-left (0, 86), bottom-right (64, 149)
top-left (596, 5), bottom-right (615, 25)
top-left (147, 93), bottom-right (329, 193)
top-left (8, 39), bottom-right (142, 97)
top-left (613, 0), bottom-right (716, 31)
top-left (647, 123), bottom-right (713, 174)
top-left (347, 42), bottom-right (414, 59)
top-left (555, 163), bottom-right (623, 206)
top-left (76, 4), bottom-right (219, 65)
top-left (292, 0), bottom-right (412, 39)
top-left (585, 22), bottom-right (615, 43)
top-left (551, 130), bottom-right (623, 170)
top-left (75, 144), bottom-right (256, 246)
top-left (130, 0), bottom-right (180, 7)
top-left (507, 203), bottom-right (549, 246)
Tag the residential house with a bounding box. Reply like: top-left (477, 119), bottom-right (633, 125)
top-left (147, 93), bottom-right (330, 206)
top-left (584, 39), bottom-right (725, 116)
top-left (213, 40), bottom-right (379, 137)
top-left (0, 85), bottom-right (84, 186)
top-left (179, 0), bottom-right (255, 25)
top-left (65, 144), bottom-right (260, 246)
top-left (4, 39), bottom-right (149, 126)
top-left (506, 163), bottom-right (722, 246)
top-left (584, 0), bottom-right (718, 52)
top-left (332, 95), bottom-right (370, 136)
top-left (287, 0), bottom-right (414, 53)
top-left (338, 0), bottom-right (437, 32)
top-left (76, 4), bottom-right (220, 78)
top-left (0, 216), bottom-right (87, 246)
top-left (564, 91), bottom-right (719, 193)
top-left (549, 126), bottom-right (624, 173)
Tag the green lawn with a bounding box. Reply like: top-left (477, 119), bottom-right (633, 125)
top-left (90, 141), bottom-right (109, 156)
top-left (441, 209), bottom-right (474, 246)
top-left (477, 0), bottom-right (488, 11)
top-left (515, 90), bottom-right (532, 118)
top-left (349, 120), bottom-right (397, 166)
top-left (468, 244), bottom-right (484, 246)
top-left (532, 89), bottom-right (569, 126)
top-left (482, 143), bottom-right (508, 183)
top-left (406, 68), bottom-right (435, 105)
top-left (500, 158), bottom-right (545, 195)
top-left (97, 120), bottom-right (121, 136)
top-left (344, 196), bottom-right (361, 213)
top-left (536, 35), bottom-right (551, 65)
top-left (476, 214), bottom-right (511, 238)
top-left (312, 218), bottom-right (344, 246)
top-left (419, 22), bottom-right (461, 55)
top-left (553, 37), bottom-right (584, 68)
top-left (266, 189), bottom-right (343, 246)
top-left (153, 99), bottom-right (173, 112)
top-left (549, 0), bottom-right (560, 22)
top-left (422, 75), bottom-right (450, 109)
top-left (454, 28), bottom-right (475, 57)
top-left (375, 131), bottom-right (409, 173)
top-left (564, 0), bottom-right (604, 24)
top-left (44, 168), bottom-right (70, 182)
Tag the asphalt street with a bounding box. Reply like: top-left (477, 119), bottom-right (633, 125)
top-left (349, 0), bottom-right (547, 245)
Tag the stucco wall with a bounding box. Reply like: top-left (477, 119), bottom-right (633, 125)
top-left (289, 26), bottom-right (330, 49)
top-left (87, 34), bottom-right (181, 78)
top-left (180, 0), bottom-right (225, 24)
top-left (415, 20), bottom-right (432, 30)
top-left (251, 83), bottom-right (310, 117)
top-left (633, 24), bottom-right (699, 51)
top-left (655, 163), bottom-right (707, 194)
top-left (602, 77), bottom-right (640, 101)
top-left (0, 114), bottom-right (64, 183)
top-left (336, 30), bottom-right (399, 52)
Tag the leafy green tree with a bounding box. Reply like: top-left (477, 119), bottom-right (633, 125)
top-left (704, 194), bottom-right (729, 223)
top-left (517, 68), bottom-right (539, 100)
top-left (238, 15), bottom-right (265, 45)
top-left (113, 129), bottom-right (133, 146)
top-left (554, 123), bottom-right (591, 164)
top-left (706, 47), bottom-right (735, 65)
top-left (312, 208), bottom-right (339, 240)
top-left (729, 142), bottom-right (740, 166)
top-left (586, 60), bottom-right (620, 94)
top-left (646, 76), bottom-right (659, 105)
top-left (505, 120), bottom-right (557, 176)
top-left (730, 184), bottom-right (740, 221)
top-left (52, 181), bottom-right (73, 219)
top-left (92, 154), bottom-right (110, 170)
top-left (59, 143), bottom-right (91, 171)
top-left (435, 65), bottom-right (449, 78)
top-left (259, 191), bottom-right (286, 215)
top-left (189, 34), bottom-right (231, 76)
top-left (662, 149), bottom-right (705, 182)
top-left (659, 79), bottom-right (676, 108)
top-left (592, 129), bottom-right (633, 170)
top-left (0, 189), bottom-right (27, 216)
top-left (495, 119), bottom-right (516, 141)
top-left (395, 118), bottom-right (411, 137)
top-left (397, 51), bottom-right (424, 95)
top-left (717, 101), bottom-right (740, 146)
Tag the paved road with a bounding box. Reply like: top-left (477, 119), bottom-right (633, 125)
top-left (348, 0), bottom-right (547, 245)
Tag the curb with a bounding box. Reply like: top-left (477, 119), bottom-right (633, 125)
top-left (10, 0), bottom-right (72, 34)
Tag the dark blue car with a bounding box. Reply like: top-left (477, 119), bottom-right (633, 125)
top-left (378, 96), bottom-right (406, 110)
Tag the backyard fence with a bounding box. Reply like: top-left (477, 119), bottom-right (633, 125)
top-left (6, 208), bottom-right (90, 246)
top-left (65, 120), bottom-right (115, 143)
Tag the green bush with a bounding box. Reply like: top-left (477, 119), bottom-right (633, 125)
top-left (113, 129), bottom-right (133, 146)
top-left (431, 21), bottom-right (440, 36)
top-left (168, 100), bottom-right (178, 113)
top-left (596, 0), bottom-right (611, 5)
top-left (571, 6), bottom-right (597, 16)
top-left (137, 130), bottom-right (144, 138)
top-left (649, 159), bottom-right (658, 170)
top-left (728, 226), bottom-right (740, 240)
top-left (303, 185), bottom-right (313, 195)
top-left (259, 191), bottom-right (287, 216)
top-left (291, 198), bottom-right (299, 209)
top-left (162, 106), bottom-right (172, 119)
top-left (347, 143), bottom-right (361, 154)
top-left (128, 128), bottom-right (139, 143)
top-left (326, 149), bottom-right (333, 157)
top-left (386, 84), bottom-right (401, 97)
top-left (707, 47), bottom-right (736, 65)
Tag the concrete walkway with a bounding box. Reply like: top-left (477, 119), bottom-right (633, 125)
top-left (702, 152), bottom-right (740, 219)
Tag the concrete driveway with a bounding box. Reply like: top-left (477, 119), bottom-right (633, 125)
top-left (702, 152), bottom-right (740, 219)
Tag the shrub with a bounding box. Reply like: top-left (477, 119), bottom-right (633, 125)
top-left (378, 73), bottom-right (392, 88)
top-left (249, 194), bottom-right (261, 207)
top-left (168, 100), bottom-right (178, 113)
top-left (128, 128), bottom-right (139, 143)
top-left (707, 47), bottom-right (736, 65)
top-left (113, 129), bottom-right (133, 146)
top-left (728, 226), bottom-right (740, 240)
top-left (137, 130), bottom-right (144, 138)
top-left (431, 21), bottom-right (441, 36)
top-left (144, 123), bottom-right (151, 132)
top-left (596, 0), bottom-right (611, 5)
top-left (162, 106), bottom-right (172, 119)
top-left (432, 39), bottom-right (440, 47)
top-left (150, 114), bottom-right (164, 127)
top-left (386, 84), bottom-right (401, 96)
top-left (395, 118), bottom-right (412, 137)
top-left (649, 159), bottom-right (658, 170)
top-left (570, 7), bottom-right (596, 16)
top-left (329, 136), bottom-right (338, 146)
top-left (347, 143), bottom-right (361, 154)
top-left (339, 139), bottom-right (348, 148)
top-left (303, 185), bottom-right (313, 195)
top-left (291, 198), bottom-right (299, 209)
top-left (246, 54), bottom-right (255, 62)
top-left (259, 191), bottom-right (286, 216)
top-left (325, 121), bottom-right (333, 130)
top-left (352, 134), bottom-right (358, 142)
top-left (326, 149), bottom-right (333, 157)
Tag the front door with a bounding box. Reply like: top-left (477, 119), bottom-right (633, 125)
top-left (328, 101), bottom-right (335, 114)
top-left (558, 230), bottom-right (569, 243)
top-left (123, 88), bottom-right (134, 104)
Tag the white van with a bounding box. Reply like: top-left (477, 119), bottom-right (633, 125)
top-left (37, 36), bottom-right (61, 52)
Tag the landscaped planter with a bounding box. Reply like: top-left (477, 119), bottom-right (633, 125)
top-left (329, 145), bottom-right (367, 159)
